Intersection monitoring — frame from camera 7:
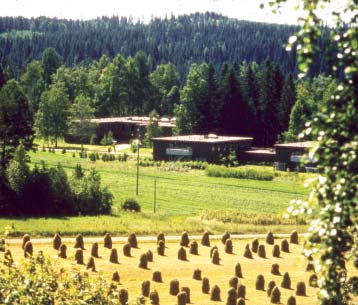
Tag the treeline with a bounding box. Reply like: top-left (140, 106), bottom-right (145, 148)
top-left (0, 13), bottom-right (330, 80)
top-left (0, 144), bottom-right (112, 216)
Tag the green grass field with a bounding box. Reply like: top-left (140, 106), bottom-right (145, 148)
top-left (0, 150), bottom-right (312, 236)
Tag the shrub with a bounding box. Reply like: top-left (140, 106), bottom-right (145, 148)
top-left (201, 231), bottom-right (210, 246)
top-left (75, 249), bottom-right (84, 264)
top-left (237, 298), bottom-right (246, 305)
top-left (122, 198), bottom-right (141, 212)
top-left (189, 241), bottom-right (198, 255)
top-left (149, 290), bottom-right (159, 305)
top-left (141, 280), bottom-right (150, 297)
top-left (237, 284), bottom-right (246, 299)
top-left (112, 271), bottom-right (120, 282)
top-left (169, 279), bottom-right (180, 295)
top-left (270, 287), bottom-right (281, 304)
top-left (202, 277), bottom-right (210, 294)
top-left (109, 248), bottom-right (119, 264)
top-left (88, 152), bottom-right (96, 162)
top-left (272, 245), bottom-right (280, 258)
top-left (256, 274), bottom-right (265, 290)
top-left (157, 240), bottom-right (165, 256)
top-left (271, 264), bottom-right (280, 275)
top-left (123, 243), bottom-right (131, 257)
top-left (267, 280), bottom-right (276, 297)
top-left (0, 237), bottom-right (5, 252)
top-left (157, 232), bottom-right (165, 244)
top-left (104, 232), bottom-right (112, 249)
top-left (206, 165), bottom-right (274, 181)
top-left (58, 243), bottom-right (67, 259)
top-left (193, 268), bottom-right (202, 280)
top-left (211, 249), bottom-right (220, 265)
top-left (251, 239), bottom-right (259, 253)
top-left (281, 272), bottom-right (291, 289)
top-left (91, 242), bottom-right (99, 258)
top-left (146, 249), bottom-right (153, 262)
top-left (180, 231), bottom-right (189, 247)
top-left (229, 276), bottom-right (238, 289)
top-left (181, 287), bottom-right (191, 304)
top-left (258, 244), bottom-right (266, 258)
top-left (266, 232), bottom-right (274, 245)
top-left (222, 232), bottom-right (230, 244)
top-left (225, 239), bottom-right (233, 254)
top-left (177, 291), bottom-right (187, 305)
top-left (235, 262), bottom-right (243, 278)
top-left (281, 239), bottom-right (290, 252)
top-left (309, 274), bottom-right (318, 287)
top-left (178, 247), bottom-right (187, 261)
top-left (128, 232), bottom-right (138, 248)
top-left (152, 271), bottom-right (162, 282)
top-left (243, 246), bottom-right (253, 259)
top-left (4, 249), bottom-right (13, 266)
top-left (210, 284), bottom-right (221, 301)
top-left (296, 281), bottom-right (306, 296)
top-left (53, 233), bottom-right (61, 250)
top-left (287, 296), bottom-right (296, 305)
top-left (119, 289), bottom-right (129, 305)
top-left (290, 230), bottom-right (299, 244)
top-left (226, 287), bottom-right (237, 305)
top-left (22, 234), bottom-right (30, 249)
top-left (139, 253), bottom-right (148, 269)
top-left (24, 241), bottom-right (33, 258)
top-left (74, 234), bottom-right (84, 249)
top-left (86, 256), bottom-right (96, 271)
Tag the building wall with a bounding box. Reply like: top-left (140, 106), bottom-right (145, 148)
top-left (275, 146), bottom-right (307, 170)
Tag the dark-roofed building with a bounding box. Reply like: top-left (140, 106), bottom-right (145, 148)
top-left (274, 141), bottom-right (316, 171)
top-left (90, 116), bottom-right (175, 142)
top-left (152, 134), bottom-right (253, 163)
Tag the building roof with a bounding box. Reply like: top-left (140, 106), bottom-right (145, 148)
top-left (242, 148), bottom-right (276, 155)
top-left (90, 116), bottom-right (175, 128)
top-left (152, 134), bottom-right (253, 143)
top-left (274, 141), bottom-right (314, 149)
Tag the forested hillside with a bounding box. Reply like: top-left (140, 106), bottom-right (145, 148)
top-left (0, 12), bottom-right (324, 80)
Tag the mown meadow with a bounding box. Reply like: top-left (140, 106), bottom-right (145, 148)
top-left (0, 149), bottom-right (314, 237)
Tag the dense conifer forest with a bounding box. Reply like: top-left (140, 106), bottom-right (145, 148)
top-left (0, 13), bottom-right (330, 80)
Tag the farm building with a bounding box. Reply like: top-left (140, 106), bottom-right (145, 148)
top-left (91, 116), bottom-right (175, 142)
top-left (274, 141), bottom-right (317, 171)
top-left (152, 134), bottom-right (253, 163)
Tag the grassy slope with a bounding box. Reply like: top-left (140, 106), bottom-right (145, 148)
top-left (0, 150), bottom-right (311, 236)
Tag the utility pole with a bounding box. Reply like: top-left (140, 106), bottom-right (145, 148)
top-left (154, 177), bottom-right (157, 213)
top-left (136, 128), bottom-right (140, 196)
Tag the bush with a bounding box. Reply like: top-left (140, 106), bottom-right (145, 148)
top-left (211, 249), bottom-right (220, 264)
top-left (4, 249), bottom-right (13, 266)
top-left (205, 165), bottom-right (274, 181)
top-left (75, 249), bottom-right (84, 264)
top-left (258, 244), bottom-right (266, 258)
top-left (86, 256), bottom-right (96, 271)
top-left (281, 239), bottom-right (290, 252)
top-left (178, 247), bottom-right (187, 261)
top-left (181, 287), bottom-right (191, 304)
top-left (139, 253), bottom-right (148, 269)
top-left (266, 232), bottom-right (274, 245)
top-left (271, 264), bottom-right (280, 275)
top-left (251, 239), bottom-right (259, 253)
top-left (112, 271), bottom-right (120, 282)
top-left (74, 234), bottom-right (84, 249)
top-left (157, 240), bottom-right (165, 256)
top-left (267, 280), bottom-right (276, 297)
top-left (157, 232), bottom-right (165, 244)
top-left (24, 241), bottom-right (33, 258)
top-left (290, 230), bottom-right (299, 244)
top-left (146, 249), bottom-right (153, 262)
top-left (229, 276), bottom-right (238, 289)
top-left (128, 232), bottom-right (138, 248)
top-left (22, 234), bottom-right (30, 249)
top-left (221, 231), bottom-right (230, 244)
top-left (177, 291), bottom-right (187, 305)
top-left (189, 241), bottom-right (198, 255)
top-left (123, 243), bottom-right (131, 257)
top-left (122, 198), bottom-right (141, 212)
top-left (237, 298), bottom-right (246, 305)
top-left (119, 289), bottom-right (128, 305)
top-left (237, 284), bottom-right (246, 299)
top-left (243, 246), bottom-right (253, 259)
top-left (287, 296), bottom-right (296, 305)
top-left (272, 245), bottom-right (280, 258)
top-left (309, 274), bottom-right (318, 287)
top-left (225, 239), bottom-right (233, 254)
